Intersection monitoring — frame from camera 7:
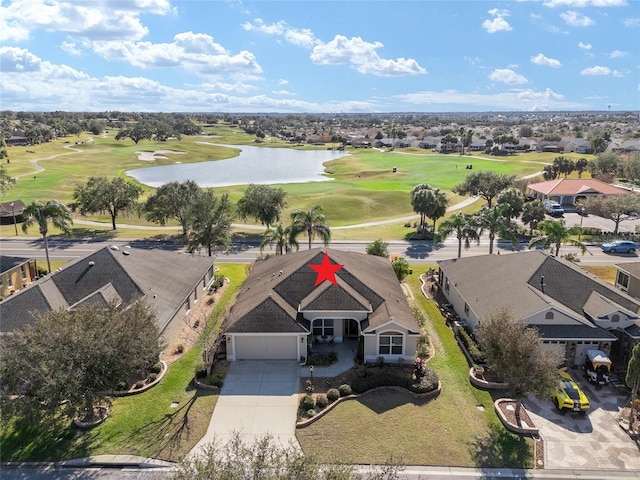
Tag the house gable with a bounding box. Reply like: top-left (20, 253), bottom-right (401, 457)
top-left (226, 296), bottom-right (305, 334)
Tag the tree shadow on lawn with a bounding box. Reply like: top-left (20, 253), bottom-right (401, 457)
top-left (355, 388), bottom-right (433, 415)
top-left (468, 423), bottom-right (532, 469)
top-left (1, 413), bottom-right (96, 462)
top-left (113, 389), bottom-right (217, 461)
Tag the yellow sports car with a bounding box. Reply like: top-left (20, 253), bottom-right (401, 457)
top-left (552, 371), bottom-right (590, 412)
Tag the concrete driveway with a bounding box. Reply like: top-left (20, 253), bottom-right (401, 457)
top-left (524, 367), bottom-right (640, 470)
top-left (189, 360), bottom-right (300, 456)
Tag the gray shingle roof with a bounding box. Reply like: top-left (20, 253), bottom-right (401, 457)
top-left (0, 246), bottom-right (214, 334)
top-left (0, 255), bottom-right (30, 274)
top-left (533, 324), bottom-right (617, 340)
top-left (224, 248), bottom-right (418, 335)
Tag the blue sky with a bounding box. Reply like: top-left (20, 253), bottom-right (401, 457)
top-left (1, 0), bottom-right (638, 113)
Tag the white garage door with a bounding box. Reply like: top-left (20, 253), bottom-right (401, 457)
top-left (574, 341), bottom-right (601, 366)
top-left (234, 335), bottom-right (298, 360)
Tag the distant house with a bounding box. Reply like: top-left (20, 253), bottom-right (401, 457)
top-left (0, 200), bottom-right (25, 226)
top-left (418, 137), bottom-right (439, 149)
top-left (6, 130), bottom-right (28, 146)
top-left (536, 142), bottom-right (564, 153)
top-left (223, 248), bottom-right (420, 363)
top-left (527, 178), bottom-right (629, 205)
top-left (564, 139), bottom-right (592, 154)
top-left (0, 247), bottom-right (216, 348)
top-left (0, 256), bottom-right (38, 299)
top-left (437, 251), bottom-right (639, 366)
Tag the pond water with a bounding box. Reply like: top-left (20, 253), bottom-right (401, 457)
top-left (126, 143), bottom-right (349, 188)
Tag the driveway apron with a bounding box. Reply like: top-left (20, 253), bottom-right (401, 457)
top-left (524, 373), bottom-right (640, 470)
top-left (190, 360), bottom-right (300, 457)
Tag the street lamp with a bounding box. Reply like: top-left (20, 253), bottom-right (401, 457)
top-left (10, 202), bottom-right (17, 236)
top-left (309, 365), bottom-right (314, 387)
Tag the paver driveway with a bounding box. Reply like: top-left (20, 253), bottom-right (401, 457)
top-left (524, 368), bottom-right (640, 470)
top-left (189, 360), bottom-right (300, 456)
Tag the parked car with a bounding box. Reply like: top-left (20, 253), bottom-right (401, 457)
top-left (543, 200), bottom-right (564, 216)
top-left (601, 240), bottom-right (637, 254)
top-left (583, 349), bottom-right (611, 385)
top-left (552, 371), bottom-right (590, 412)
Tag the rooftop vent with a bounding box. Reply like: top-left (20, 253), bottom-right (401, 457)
top-left (88, 261), bottom-right (95, 266)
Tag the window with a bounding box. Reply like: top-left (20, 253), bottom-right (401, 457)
top-left (464, 303), bottom-right (469, 315)
top-left (445, 278), bottom-right (450, 292)
top-left (379, 331), bottom-right (403, 355)
top-left (545, 311), bottom-right (554, 320)
top-left (20, 265), bottom-right (27, 280)
top-left (611, 314), bottom-right (620, 323)
top-left (312, 319), bottom-right (334, 336)
top-left (184, 297), bottom-right (191, 312)
top-left (616, 271), bottom-right (630, 291)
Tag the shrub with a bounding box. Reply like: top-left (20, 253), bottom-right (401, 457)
top-left (194, 361), bottom-right (207, 379)
top-left (212, 274), bottom-right (225, 290)
top-left (134, 381), bottom-right (144, 389)
top-left (206, 372), bottom-right (224, 387)
top-left (315, 394), bottom-right (328, 410)
top-left (116, 380), bottom-right (128, 391)
top-left (338, 384), bottom-right (352, 397)
top-left (148, 372), bottom-right (158, 382)
top-left (308, 351), bottom-right (337, 366)
top-left (300, 394), bottom-right (315, 410)
top-left (174, 343), bottom-right (185, 354)
top-left (458, 328), bottom-right (485, 364)
top-left (326, 388), bottom-right (340, 402)
top-left (149, 362), bottom-right (162, 374)
top-left (409, 368), bottom-right (439, 394)
top-left (306, 409), bottom-right (316, 418)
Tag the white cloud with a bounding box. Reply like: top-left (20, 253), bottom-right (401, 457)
top-left (393, 88), bottom-right (587, 111)
top-left (0, 0), bottom-right (168, 42)
top-left (278, 79), bottom-right (289, 86)
top-left (623, 17), bottom-right (640, 27)
top-left (578, 41), bottom-right (592, 50)
top-left (242, 19), bottom-right (318, 48)
top-left (609, 50), bottom-right (628, 58)
top-left (310, 35), bottom-right (426, 77)
top-left (489, 68), bottom-right (528, 85)
top-left (560, 11), bottom-right (595, 27)
top-left (531, 53), bottom-right (562, 68)
top-left (272, 89), bottom-right (296, 96)
top-left (61, 41), bottom-right (81, 56)
top-left (581, 65), bottom-right (623, 76)
top-left (89, 32), bottom-right (262, 79)
top-left (482, 9), bottom-right (512, 33)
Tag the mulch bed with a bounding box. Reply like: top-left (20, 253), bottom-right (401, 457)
top-left (497, 400), bottom-right (545, 469)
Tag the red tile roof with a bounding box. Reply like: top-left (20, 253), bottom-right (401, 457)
top-left (528, 178), bottom-right (629, 196)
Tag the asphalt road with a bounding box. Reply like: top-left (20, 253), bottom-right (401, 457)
top-left (1, 235), bottom-right (638, 266)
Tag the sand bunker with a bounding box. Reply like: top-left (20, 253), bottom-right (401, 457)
top-left (136, 150), bottom-right (187, 162)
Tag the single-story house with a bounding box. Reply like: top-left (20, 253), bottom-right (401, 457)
top-left (223, 248), bottom-right (420, 363)
top-left (0, 256), bottom-right (38, 299)
top-left (527, 178), bottom-right (630, 206)
top-left (437, 250), bottom-right (640, 366)
top-left (0, 247), bottom-right (216, 347)
top-left (0, 200), bottom-right (25, 226)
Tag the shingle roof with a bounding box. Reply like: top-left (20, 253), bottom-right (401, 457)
top-left (0, 246), bottom-right (214, 334)
top-left (533, 324), bottom-right (617, 340)
top-left (527, 178), bottom-right (628, 196)
top-left (224, 248), bottom-right (418, 335)
top-left (615, 262), bottom-right (640, 278)
top-left (438, 250), bottom-right (640, 340)
top-left (0, 255), bottom-right (30, 274)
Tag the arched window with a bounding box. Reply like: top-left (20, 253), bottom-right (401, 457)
top-left (379, 331), bottom-right (403, 355)
top-left (545, 311), bottom-right (554, 320)
top-left (611, 314), bottom-right (620, 323)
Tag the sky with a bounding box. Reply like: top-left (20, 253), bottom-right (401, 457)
top-left (1, 0), bottom-right (639, 113)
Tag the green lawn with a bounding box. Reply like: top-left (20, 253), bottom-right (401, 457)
top-left (2, 130), bottom-right (585, 238)
top-left (0, 263), bottom-right (246, 463)
top-left (296, 265), bottom-right (533, 468)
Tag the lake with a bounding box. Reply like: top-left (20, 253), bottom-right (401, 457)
top-left (126, 143), bottom-right (350, 188)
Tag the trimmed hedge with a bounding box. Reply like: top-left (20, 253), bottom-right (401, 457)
top-left (315, 394), bottom-right (328, 410)
top-left (349, 364), bottom-right (440, 395)
top-left (458, 328), bottom-right (485, 364)
top-left (326, 388), bottom-right (340, 402)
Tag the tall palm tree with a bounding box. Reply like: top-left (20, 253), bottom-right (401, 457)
top-left (476, 205), bottom-right (518, 255)
top-left (437, 213), bottom-right (480, 259)
top-left (426, 187), bottom-right (449, 234)
top-left (290, 204), bottom-right (331, 250)
top-left (527, 220), bottom-right (587, 257)
top-left (22, 200), bottom-right (73, 273)
top-left (260, 223), bottom-right (298, 255)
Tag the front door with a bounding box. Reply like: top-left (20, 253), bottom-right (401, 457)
top-left (344, 319), bottom-right (359, 338)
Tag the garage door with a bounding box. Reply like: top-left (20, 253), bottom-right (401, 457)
top-left (234, 335), bottom-right (298, 360)
top-left (574, 341), bottom-right (601, 366)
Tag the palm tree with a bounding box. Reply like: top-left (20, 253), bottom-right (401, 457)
top-left (22, 200), bottom-right (73, 273)
top-left (411, 184), bottom-right (449, 235)
top-left (527, 219), bottom-right (587, 257)
top-left (260, 223), bottom-right (298, 255)
top-left (0, 165), bottom-right (15, 196)
top-left (476, 205), bottom-right (518, 255)
top-left (290, 205), bottom-right (331, 250)
top-left (437, 213), bottom-right (480, 259)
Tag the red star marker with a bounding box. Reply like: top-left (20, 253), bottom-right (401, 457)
top-left (309, 252), bottom-right (344, 286)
